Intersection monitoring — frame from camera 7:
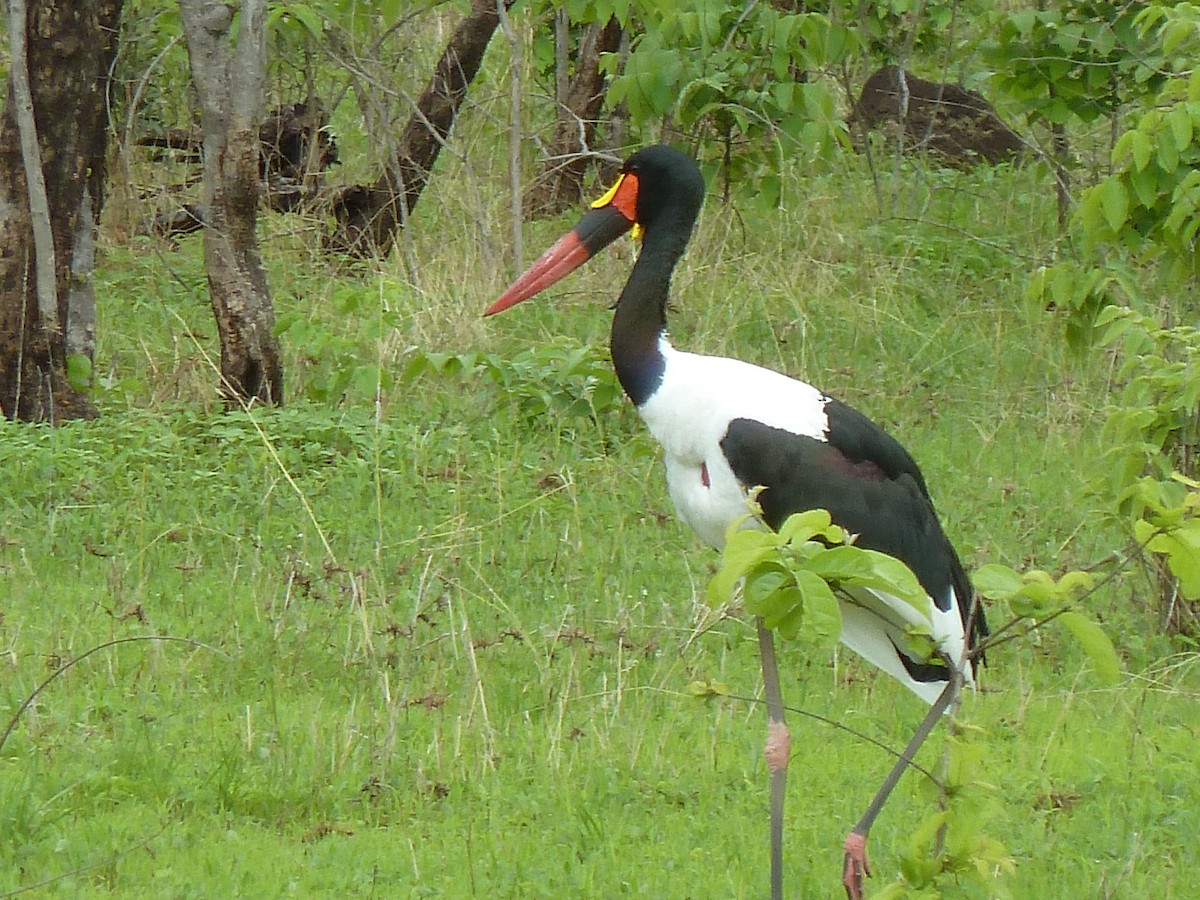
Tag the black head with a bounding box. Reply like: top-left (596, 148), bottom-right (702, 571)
top-left (620, 145), bottom-right (706, 236)
top-left (485, 145), bottom-right (706, 316)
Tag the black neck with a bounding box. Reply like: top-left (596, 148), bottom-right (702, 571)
top-left (610, 225), bottom-right (690, 406)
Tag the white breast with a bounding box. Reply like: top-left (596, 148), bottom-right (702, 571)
top-left (637, 339), bottom-right (829, 549)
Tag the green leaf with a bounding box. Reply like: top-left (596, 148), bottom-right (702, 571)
top-left (1055, 569), bottom-right (1097, 599)
top-left (804, 546), bottom-right (927, 613)
top-left (707, 526), bottom-right (779, 605)
top-left (773, 81), bottom-right (795, 110)
top-left (66, 353), bottom-right (93, 393)
top-left (1131, 131), bottom-right (1153, 171)
top-left (612, 46), bottom-right (682, 120)
top-left (1168, 105), bottom-right (1194, 150)
top-left (1010, 9), bottom-right (1036, 34)
top-left (776, 508), bottom-right (841, 546)
top-left (1057, 611), bottom-right (1120, 683)
top-left (1079, 185), bottom-right (1105, 237)
top-left (687, 680), bottom-right (731, 697)
top-left (270, 2), bottom-right (324, 37)
top-left (1158, 127), bottom-right (1180, 172)
top-left (972, 563), bottom-right (1025, 599)
top-left (743, 560), bottom-right (795, 614)
top-left (1163, 18), bottom-right (1196, 56)
top-left (797, 571), bottom-right (841, 647)
top-left (1129, 164), bottom-right (1160, 209)
top-left (1144, 521), bottom-right (1200, 598)
top-left (1099, 178), bottom-right (1129, 232)
top-left (767, 587), bottom-right (807, 640)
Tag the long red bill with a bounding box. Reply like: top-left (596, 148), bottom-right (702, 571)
top-left (485, 176), bottom-right (639, 317)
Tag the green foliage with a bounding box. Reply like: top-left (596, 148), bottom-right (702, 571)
top-left (275, 283), bottom-right (402, 404)
top-left (113, 1), bottom-right (190, 132)
top-left (1095, 307), bottom-right (1200, 616)
top-left (267, 1), bottom-right (328, 38)
top-left (1015, 6), bottom-right (1200, 632)
top-left (400, 336), bottom-right (626, 431)
top-left (706, 509), bottom-right (928, 644)
top-left (1080, 68), bottom-right (1200, 280)
top-left (878, 736), bottom-right (1015, 899)
top-left (1133, 475), bottom-right (1200, 599)
top-left (975, 564), bottom-right (1121, 683)
top-left (705, 506), bottom-right (1121, 890)
top-left (984, 1), bottom-right (1166, 127)
top-left (1098, 307), bottom-right (1200, 496)
top-left (851, 0), bottom-right (986, 59)
top-left (268, 0), bottom-right (414, 39)
top-left (604, 3), bottom-right (854, 197)
top-left (1023, 258), bottom-right (1138, 350)
top-left (65, 353), bottom-right (94, 393)
top-left (709, 510), bottom-right (1023, 895)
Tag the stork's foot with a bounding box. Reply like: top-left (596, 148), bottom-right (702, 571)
top-left (842, 831), bottom-right (871, 900)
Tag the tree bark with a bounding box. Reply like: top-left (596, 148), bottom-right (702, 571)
top-left (0, 0), bottom-right (123, 422)
top-left (327, 0), bottom-right (512, 258)
top-left (180, 0), bottom-right (283, 407)
top-left (523, 16), bottom-right (623, 218)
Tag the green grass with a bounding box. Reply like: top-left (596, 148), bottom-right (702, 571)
top-left (2, 151), bottom-right (1199, 898)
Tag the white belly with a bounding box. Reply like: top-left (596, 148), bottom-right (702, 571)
top-left (663, 452), bottom-right (758, 548)
top-left (637, 341), bottom-right (828, 549)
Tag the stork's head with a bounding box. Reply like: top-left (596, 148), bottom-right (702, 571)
top-left (485, 145), bottom-right (705, 316)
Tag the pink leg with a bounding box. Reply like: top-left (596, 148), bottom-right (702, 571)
top-left (842, 830), bottom-right (871, 900)
top-left (756, 618), bottom-right (789, 900)
top-left (840, 678), bottom-right (959, 899)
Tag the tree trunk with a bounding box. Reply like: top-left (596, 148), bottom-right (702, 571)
top-left (523, 16), bottom-right (623, 218)
top-left (327, 0), bottom-right (512, 258)
top-left (0, 0), bottom-right (123, 423)
top-left (180, 0), bottom-right (282, 407)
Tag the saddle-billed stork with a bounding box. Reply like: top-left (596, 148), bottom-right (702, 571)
top-left (485, 145), bottom-right (987, 900)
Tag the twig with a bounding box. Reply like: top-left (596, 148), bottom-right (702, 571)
top-left (719, 690), bottom-right (940, 784)
top-left (0, 636), bottom-right (228, 756)
top-left (0, 822), bottom-right (171, 898)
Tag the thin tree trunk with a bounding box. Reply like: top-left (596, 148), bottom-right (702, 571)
top-left (0, 0), bottom-right (122, 422)
top-left (523, 17), bottom-right (623, 218)
top-left (180, 0), bottom-right (282, 407)
top-left (1050, 118), bottom-right (1070, 231)
top-left (498, 0), bottom-right (524, 271)
top-left (327, 0), bottom-right (513, 258)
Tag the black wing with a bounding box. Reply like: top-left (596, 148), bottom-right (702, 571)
top-left (718, 404), bottom-right (986, 651)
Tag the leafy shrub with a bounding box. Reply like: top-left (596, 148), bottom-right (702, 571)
top-left (1021, 5), bottom-right (1200, 636)
top-left (275, 284), bottom-right (402, 405)
top-left (401, 336), bottom-right (629, 438)
top-left (1096, 307), bottom-right (1200, 634)
top-left (604, 4), bottom-right (854, 199)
